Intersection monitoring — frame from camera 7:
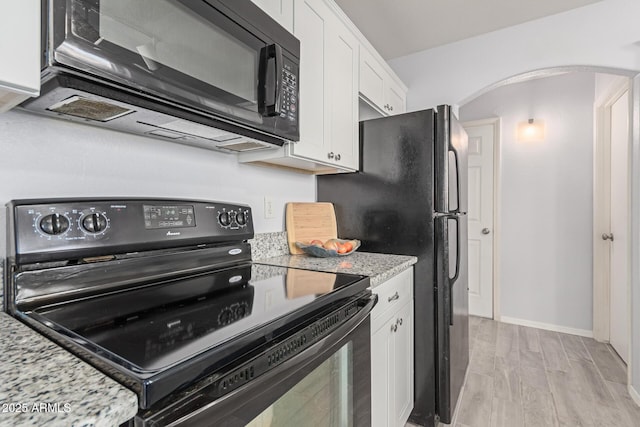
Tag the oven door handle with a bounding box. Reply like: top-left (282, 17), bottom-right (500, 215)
top-left (221, 293), bottom-right (378, 398)
top-left (159, 294), bottom-right (377, 427)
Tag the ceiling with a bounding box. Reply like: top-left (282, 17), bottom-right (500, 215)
top-left (334, 0), bottom-right (602, 60)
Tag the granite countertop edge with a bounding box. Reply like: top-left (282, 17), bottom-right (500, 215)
top-left (253, 251), bottom-right (417, 287)
top-left (0, 312), bottom-right (138, 427)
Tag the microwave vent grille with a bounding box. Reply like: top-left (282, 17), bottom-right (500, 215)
top-left (219, 141), bottom-right (270, 152)
top-left (47, 96), bottom-right (134, 122)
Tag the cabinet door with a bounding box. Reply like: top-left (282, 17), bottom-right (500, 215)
top-left (392, 301), bottom-right (414, 427)
top-left (371, 268), bottom-right (414, 427)
top-left (358, 47), bottom-right (407, 117)
top-left (371, 313), bottom-right (392, 427)
top-left (385, 79), bottom-right (407, 116)
top-left (250, 0), bottom-right (293, 32)
top-left (326, 18), bottom-right (359, 170)
top-left (0, 0), bottom-right (40, 112)
top-left (291, 0), bottom-right (330, 163)
top-left (359, 48), bottom-right (385, 109)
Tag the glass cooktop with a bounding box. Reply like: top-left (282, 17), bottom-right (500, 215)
top-left (31, 264), bottom-right (367, 372)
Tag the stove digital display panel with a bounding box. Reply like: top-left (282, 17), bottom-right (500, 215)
top-left (143, 204), bottom-right (196, 229)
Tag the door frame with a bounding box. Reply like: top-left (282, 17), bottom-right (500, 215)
top-left (593, 78), bottom-right (631, 344)
top-left (461, 117), bottom-right (501, 319)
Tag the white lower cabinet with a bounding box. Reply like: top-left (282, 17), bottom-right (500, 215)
top-left (370, 268), bottom-right (414, 427)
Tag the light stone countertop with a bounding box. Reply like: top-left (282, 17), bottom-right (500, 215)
top-left (250, 231), bottom-right (417, 287)
top-left (0, 232), bottom-right (415, 427)
top-left (254, 251), bottom-right (417, 287)
top-left (0, 312), bottom-right (138, 427)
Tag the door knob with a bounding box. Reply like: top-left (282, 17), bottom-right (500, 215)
top-left (602, 233), bottom-right (614, 241)
top-left (482, 228), bottom-right (491, 235)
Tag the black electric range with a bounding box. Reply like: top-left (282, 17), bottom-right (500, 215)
top-left (4, 199), bottom-right (372, 426)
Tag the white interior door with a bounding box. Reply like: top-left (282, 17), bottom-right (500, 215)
top-left (464, 123), bottom-right (494, 318)
top-left (609, 90), bottom-right (630, 364)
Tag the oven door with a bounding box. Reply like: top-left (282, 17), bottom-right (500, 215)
top-left (140, 295), bottom-right (375, 427)
top-left (47, 0), bottom-right (299, 140)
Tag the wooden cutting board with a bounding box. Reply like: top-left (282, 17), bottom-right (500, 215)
top-left (286, 202), bottom-right (337, 254)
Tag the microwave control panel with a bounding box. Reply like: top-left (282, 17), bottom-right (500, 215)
top-left (280, 59), bottom-right (298, 122)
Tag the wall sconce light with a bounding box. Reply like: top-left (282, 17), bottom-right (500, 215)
top-left (517, 118), bottom-right (545, 142)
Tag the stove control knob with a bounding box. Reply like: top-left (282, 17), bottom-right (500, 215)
top-left (82, 213), bottom-right (108, 233)
top-left (235, 211), bottom-right (247, 226)
top-left (218, 212), bottom-right (231, 227)
top-left (40, 213), bottom-right (70, 235)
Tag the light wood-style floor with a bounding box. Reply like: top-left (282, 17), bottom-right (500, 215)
top-left (407, 316), bottom-right (640, 427)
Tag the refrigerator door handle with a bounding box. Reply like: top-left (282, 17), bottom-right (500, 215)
top-left (449, 144), bottom-right (461, 214)
top-left (449, 215), bottom-right (461, 326)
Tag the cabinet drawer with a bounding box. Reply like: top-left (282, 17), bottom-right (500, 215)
top-left (371, 268), bottom-right (413, 323)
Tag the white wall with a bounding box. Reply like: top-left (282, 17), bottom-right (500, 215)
top-left (595, 74), bottom-right (629, 106)
top-left (0, 110), bottom-right (316, 257)
top-left (388, 0), bottom-right (640, 110)
top-left (460, 72), bottom-right (596, 332)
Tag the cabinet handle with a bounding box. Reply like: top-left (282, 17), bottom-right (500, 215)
top-left (388, 292), bottom-right (399, 302)
top-left (327, 152), bottom-right (335, 159)
top-left (391, 323), bottom-right (398, 333)
top-left (390, 105), bottom-right (394, 111)
top-left (335, 154), bottom-right (341, 161)
top-left (397, 317), bottom-right (403, 326)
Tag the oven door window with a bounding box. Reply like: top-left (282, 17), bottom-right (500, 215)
top-left (143, 310), bottom-right (372, 426)
top-left (248, 343), bottom-right (354, 427)
top-left (58, 0), bottom-right (265, 124)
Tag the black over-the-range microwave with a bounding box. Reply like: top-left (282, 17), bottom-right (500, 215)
top-left (22, 0), bottom-right (300, 152)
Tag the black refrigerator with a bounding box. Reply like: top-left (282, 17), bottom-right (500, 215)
top-left (317, 105), bottom-right (469, 426)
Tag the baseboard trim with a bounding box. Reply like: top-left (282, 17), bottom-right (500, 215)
top-left (499, 316), bottom-right (593, 338)
top-left (629, 384), bottom-right (640, 407)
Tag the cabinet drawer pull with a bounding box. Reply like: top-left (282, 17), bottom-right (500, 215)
top-left (327, 152), bottom-right (335, 159)
top-left (391, 323), bottom-right (398, 333)
top-left (397, 317), bottom-right (403, 326)
top-left (335, 154), bottom-right (341, 161)
top-left (388, 292), bottom-right (399, 302)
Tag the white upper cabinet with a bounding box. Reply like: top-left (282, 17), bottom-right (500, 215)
top-left (288, 0), bottom-right (358, 171)
top-left (359, 48), bottom-right (385, 109)
top-left (288, 0), bottom-right (331, 165)
top-left (359, 47), bottom-right (406, 116)
top-left (0, 1), bottom-right (40, 112)
top-left (250, 0), bottom-right (294, 32)
top-left (240, 0), bottom-right (407, 174)
top-left (240, 0), bottom-right (360, 173)
top-left (326, 22), bottom-right (358, 169)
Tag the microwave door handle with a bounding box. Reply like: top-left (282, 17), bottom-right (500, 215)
top-left (258, 43), bottom-right (283, 117)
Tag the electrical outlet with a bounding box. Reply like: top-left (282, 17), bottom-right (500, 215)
top-left (264, 196), bottom-right (275, 219)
